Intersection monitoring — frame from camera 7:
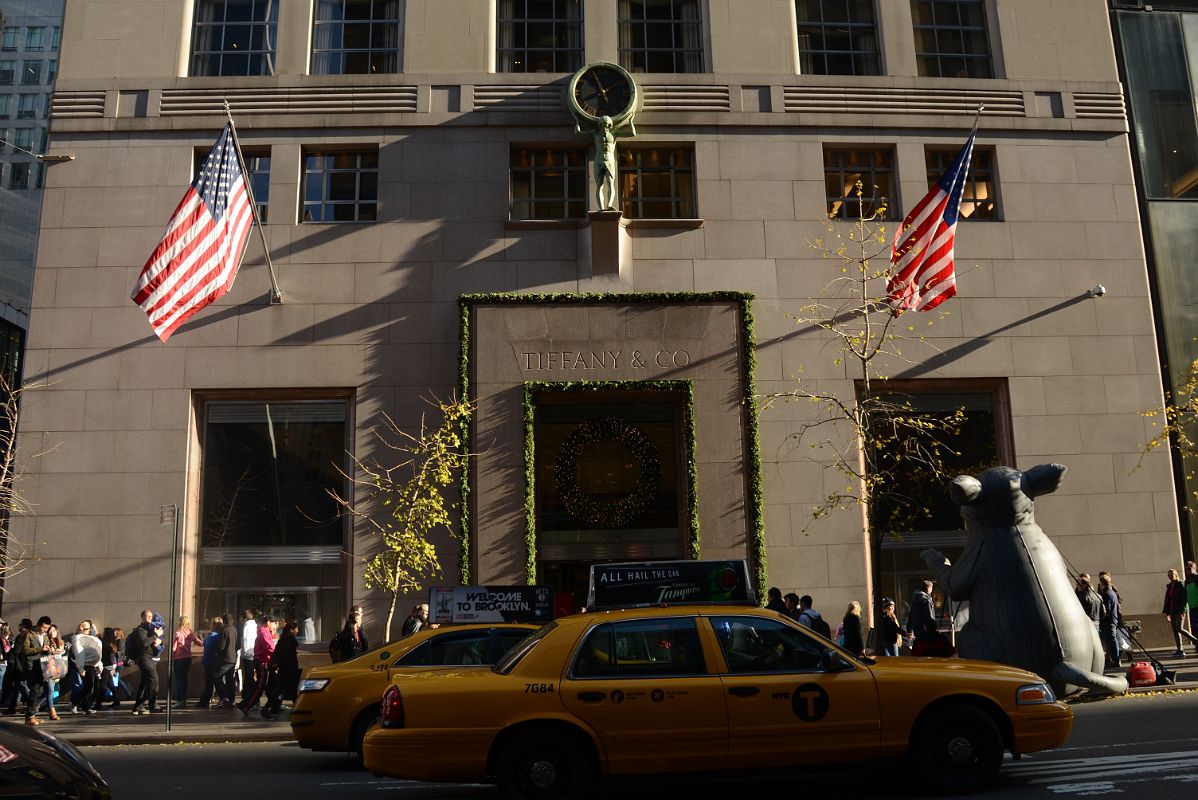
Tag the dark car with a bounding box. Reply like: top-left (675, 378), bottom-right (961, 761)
top-left (0, 719), bottom-right (110, 799)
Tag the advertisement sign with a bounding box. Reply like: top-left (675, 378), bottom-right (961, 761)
top-left (429, 585), bottom-right (555, 625)
top-left (587, 560), bottom-right (756, 610)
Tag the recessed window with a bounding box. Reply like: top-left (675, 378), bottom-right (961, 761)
top-left (195, 148), bottom-right (271, 222)
top-left (311, 0), bottom-right (402, 75)
top-left (47, 60), bottom-right (56, 84)
top-left (0, 29), bottom-right (16, 52)
top-left (619, 145), bottom-right (696, 219)
top-left (190, 0), bottom-right (279, 77)
top-left (510, 146), bottom-right (587, 221)
top-left (0, 97), bottom-right (8, 119)
top-left (16, 94), bottom-right (37, 119)
top-left (302, 149), bottom-right (378, 223)
top-left (823, 146), bottom-right (895, 219)
top-left (49, 27), bottom-right (60, 52)
top-left (21, 61), bottom-right (39, 85)
top-left (24, 28), bottom-right (45, 52)
top-left (8, 162), bottom-right (30, 190)
top-left (926, 145), bottom-right (997, 220)
top-left (0, 61), bottom-right (13, 85)
top-left (497, 0), bottom-right (583, 74)
top-left (618, 0), bottom-right (705, 74)
top-left (911, 0), bottom-right (993, 79)
top-left (796, 0), bottom-right (881, 76)
top-left (13, 127), bottom-right (33, 150)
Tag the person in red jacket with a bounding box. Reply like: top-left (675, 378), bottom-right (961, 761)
top-left (1163, 568), bottom-right (1198, 658)
top-left (237, 616), bottom-right (276, 715)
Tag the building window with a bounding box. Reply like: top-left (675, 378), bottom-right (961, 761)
top-left (926, 145), bottom-right (996, 220)
top-left (21, 61), bottom-right (39, 85)
top-left (824, 146), bottom-right (895, 219)
top-left (510, 146), bottom-right (587, 220)
top-left (1, 29), bottom-right (17, 52)
top-left (311, 0), bottom-right (402, 75)
top-left (0, 61), bottom-right (14, 85)
top-left (49, 27), bottom-right (60, 52)
top-left (0, 128), bottom-right (8, 152)
top-left (12, 127), bottom-right (32, 150)
top-left (302, 149), bottom-right (378, 222)
top-left (618, 145), bottom-right (696, 218)
top-left (47, 60), bottom-right (56, 83)
top-left (24, 27), bottom-right (45, 52)
top-left (497, 0), bottom-right (583, 74)
top-left (191, 0), bottom-right (279, 77)
top-left (911, 0), bottom-right (993, 79)
top-left (8, 162), bottom-right (29, 190)
top-left (16, 94), bottom-right (36, 119)
top-left (796, 0), bottom-right (880, 76)
top-left (0, 97), bottom-right (8, 119)
top-left (618, 0), bottom-right (705, 74)
top-left (197, 398), bottom-right (350, 647)
top-left (195, 148), bottom-right (270, 222)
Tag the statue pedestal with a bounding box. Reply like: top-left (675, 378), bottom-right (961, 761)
top-left (584, 210), bottom-right (630, 280)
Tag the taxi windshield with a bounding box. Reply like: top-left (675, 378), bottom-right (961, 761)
top-left (493, 622), bottom-right (556, 674)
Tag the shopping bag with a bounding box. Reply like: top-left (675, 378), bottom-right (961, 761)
top-left (1116, 629), bottom-right (1132, 651)
top-left (40, 654), bottom-right (68, 681)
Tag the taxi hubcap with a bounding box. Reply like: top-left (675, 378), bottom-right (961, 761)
top-left (946, 734), bottom-right (974, 763)
top-left (529, 758), bottom-right (557, 788)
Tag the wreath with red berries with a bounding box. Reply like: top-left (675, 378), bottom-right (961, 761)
top-left (554, 416), bottom-right (662, 528)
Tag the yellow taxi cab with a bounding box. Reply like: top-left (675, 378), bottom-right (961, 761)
top-left (362, 605), bottom-right (1072, 797)
top-left (290, 623), bottom-right (535, 757)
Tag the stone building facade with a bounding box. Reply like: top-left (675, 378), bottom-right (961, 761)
top-left (5, 0), bottom-right (1181, 640)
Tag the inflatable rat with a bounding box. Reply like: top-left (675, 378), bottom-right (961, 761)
top-left (920, 464), bottom-right (1127, 696)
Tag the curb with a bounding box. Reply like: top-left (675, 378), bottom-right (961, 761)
top-left (69, 730), bottom-right (295, 747)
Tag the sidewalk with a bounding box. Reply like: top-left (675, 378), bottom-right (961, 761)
top-left (1097, 646), bottom-right (1198, 696)
top-left (8, 703), bottom-right (295, 747)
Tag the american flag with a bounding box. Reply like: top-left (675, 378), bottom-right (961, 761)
top-left (887, 130), bottom-right (976, 314)
top-left (131, 123), bottom-right (254, 341)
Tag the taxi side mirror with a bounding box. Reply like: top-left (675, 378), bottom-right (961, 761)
top-left (820, 650), bottom-right (853, 672)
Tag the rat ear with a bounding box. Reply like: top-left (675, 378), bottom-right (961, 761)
top-left (949, 475), bottom-right (982, 506)
top-left (1024, 463), bottom-right (1066, 497)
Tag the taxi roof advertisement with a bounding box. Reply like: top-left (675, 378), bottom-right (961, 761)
top-left (430, 585), bottom-right (555, 625)
top-left (587, 560), bottom-right (757, 610)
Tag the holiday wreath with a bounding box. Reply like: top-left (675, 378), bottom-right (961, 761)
top-left (554, 416), bottom-right (662, 528)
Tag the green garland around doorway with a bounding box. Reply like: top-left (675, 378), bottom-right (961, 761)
top-left (458, 291), bottom-right (766, 592)
top-left (523, 380), bottom-right (699, 584)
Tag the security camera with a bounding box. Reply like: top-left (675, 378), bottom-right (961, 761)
top-left (1089, 284), bottom-right (1106, 298)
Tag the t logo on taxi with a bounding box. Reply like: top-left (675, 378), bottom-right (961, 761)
top-left (791, 683), bottom-right (829, 722)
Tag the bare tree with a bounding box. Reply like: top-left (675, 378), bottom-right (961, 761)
top-left (763, 185), bottom-right (969, 612)
top-left (0, 371), bottom-right (38, 587)
top-left (330, 395), bottom-right (473, 641)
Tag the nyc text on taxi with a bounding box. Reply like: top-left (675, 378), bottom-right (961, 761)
top-left (290, 623), bottom-right (534, 757)
top-left (363, 606), bottom-right (1072, 797)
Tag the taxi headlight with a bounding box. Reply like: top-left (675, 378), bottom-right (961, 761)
top-left (1016, 682), bottom-right (1056, 705)
top-left (299, 678), bottom-right (331, 693)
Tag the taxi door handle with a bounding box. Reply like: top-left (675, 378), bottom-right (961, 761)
top-left (728, 686), bottom-right (759, 697)
top-left (577, 691), bottom-right (607, 703)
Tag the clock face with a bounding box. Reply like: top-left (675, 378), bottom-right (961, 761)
top-left (571, 64), bottom-right (635, 121)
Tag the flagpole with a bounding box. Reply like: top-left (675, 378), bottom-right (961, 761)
top-left (971, 102), bottom-right (985, 133)
top-left (224, 101), bottom-right (283, 304)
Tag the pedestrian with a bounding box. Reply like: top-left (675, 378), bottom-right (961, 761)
top-left (171, 615), bottom-right (204, 708)
top-left (1, 620), bottom-right (29, 715)
top-left (795, 595), bottom-right (831, 639)
top-left (764, 587), bottom-right (787, 615)
top-left (18, 616), bottom-right (52, 725)
top-left (214, 613), bottom-right (239, 709)
top-left (38, 624), bottom-right (65, 721)
top-left (262, 620), bottom-right (301, 718)
top-left (331, 612), bottom-right (367, 662)
top-left (842, 601), bottom-right (865, 657)
top-left (352, 605), bottom-right (370, 649)
top-left (194, 617), bottom-right (223, 708)
top-left (782, 592), bottom-right (801, 620)
top-left (237, 610), bottom-right (258, 706)
top-left (400, 604), bottom-right (427, 639)
top-left (1098, 572), bottom-right (1121, 669)
top-left (874, 599), bottom-right (903, 657)
top-left (69, 621), bottom-right (101, 716)
top-left (238, 616), bottom-right (276, 714)
top-left (905, 580), bottom-right (938, 646)
top-left (1074, 574), bottom-right (1102, 628)
top-left (126, 609), bottom-right (163, 715)
top-left (1163, 568), bottom-right (1198, 658)
top-left (96, 627), bottom-right (124, 710)
top-left (1187, 561), bottom-right (1198, 657)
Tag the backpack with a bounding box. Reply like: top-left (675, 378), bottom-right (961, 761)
top-left (328, 632), bottom-right (343, 663)
top-left (801, 611), bottom-right (832, 640)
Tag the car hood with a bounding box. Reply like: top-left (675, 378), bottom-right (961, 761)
top-left (868, 656), bottom-right (1043, 684)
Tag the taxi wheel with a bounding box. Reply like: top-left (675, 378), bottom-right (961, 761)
top-left (497, 732), bottom-right (592, 800)
top-left (350, 706), bottom-right (381, 763)
top-left (914, 704), bottom-right (1004, 794)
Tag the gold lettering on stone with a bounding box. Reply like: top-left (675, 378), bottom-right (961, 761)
top-left (519, 350), bottom-right (627, 371)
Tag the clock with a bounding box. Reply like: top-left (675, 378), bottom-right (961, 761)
top-left (566, 62), bottom-right (639, 126)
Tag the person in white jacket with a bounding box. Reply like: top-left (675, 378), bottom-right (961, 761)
top-left (238, 610), bottom-right (257, 705)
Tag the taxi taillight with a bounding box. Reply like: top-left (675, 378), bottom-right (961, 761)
top-left (380, 684), bottom-right (404, 728)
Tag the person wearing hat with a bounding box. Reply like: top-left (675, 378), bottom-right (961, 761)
top-left (875, 599), bottom-right (904, 657)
